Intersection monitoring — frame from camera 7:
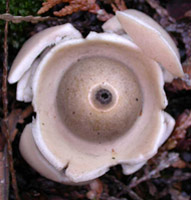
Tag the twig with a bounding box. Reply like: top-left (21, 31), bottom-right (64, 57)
top-left (2, 1), bottom-right (21, 200)
top-left (104, 175), bottom-right (143, 200)
top-left (0, 148), bottom-right (9, 200)
top-left (0, 13), bottom-right (60, 23)
top-left (128, 152), bottom-right (179, 188)
top-left (8, 105), bottom-right (33, 142)
top-left (111, 0), bottom-right (127, 12)
top-left (166, 170), bottom-right (191, 185)
top-left (103, 153), bottom-right (179, 199)
top-left (103, 153), bottom-right (178, 199)
top-left (155, 171), bottom-right (191, 199)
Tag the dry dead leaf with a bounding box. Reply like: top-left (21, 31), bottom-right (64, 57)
top-left (8, 105), bottom-right (33, 142)
top-left (172, 158), bottom-right (187, 169)
top-left (166, 109), bottom-right (191, 150)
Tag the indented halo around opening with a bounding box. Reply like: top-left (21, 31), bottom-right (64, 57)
top-left (95, 88), bottom-right (112, 105)
top-left (57, 56), bottom-right (143, 142)
top-left (88, 82), bottom-right (118, 112)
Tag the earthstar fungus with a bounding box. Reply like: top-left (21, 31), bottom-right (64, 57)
top-left (8, 10), bottom-right (183, 184)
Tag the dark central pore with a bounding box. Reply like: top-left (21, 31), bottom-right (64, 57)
top-left (95, 89), bottom-right (112, 105)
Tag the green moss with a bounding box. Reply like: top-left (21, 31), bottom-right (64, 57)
top-left (0, 0), bottom-right (43, 54)
top-left (0, 0), bottom-right (42, 16)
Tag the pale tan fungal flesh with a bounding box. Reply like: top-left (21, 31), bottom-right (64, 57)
top-left (116, 10), bottom-right (183, 77)
top-left (103, 10), bottom-right (183, 80)
top-left (20, 124), bottom-right (90, 185)
top-left (20, 124), bottom-right (71, 183)
top-left (8, 23), bottom-right (82, 84)
top-left (8, 10), bottom-right (183, 184)
top-left (16, 47), bottom-right (52, 102)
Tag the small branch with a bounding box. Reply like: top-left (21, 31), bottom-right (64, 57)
top-left (104, 175), bottom-right (143, 200)
top-left (128, 152), bottom-right (179, 188)
top-left (111, 0), bottom-right (127, 12)
top-left (0, 13), bottom-right (59, 23)
top-left (155, 171), bottom-right (191, 200)
top-left (1, 1), bottom-right (21, 200)
top-left (0, 148), bottom-right (9, 200)
top-left (166, 171), bottom-right (191, 185)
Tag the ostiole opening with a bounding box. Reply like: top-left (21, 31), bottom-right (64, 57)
top-left (95, 88), bottom-right (112, 105)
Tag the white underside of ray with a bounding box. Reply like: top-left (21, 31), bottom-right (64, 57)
top-left (8, 23), bottom-right (82, 84)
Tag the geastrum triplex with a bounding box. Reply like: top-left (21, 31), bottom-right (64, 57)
top-left (8, 10), bottom-right (183, 184)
